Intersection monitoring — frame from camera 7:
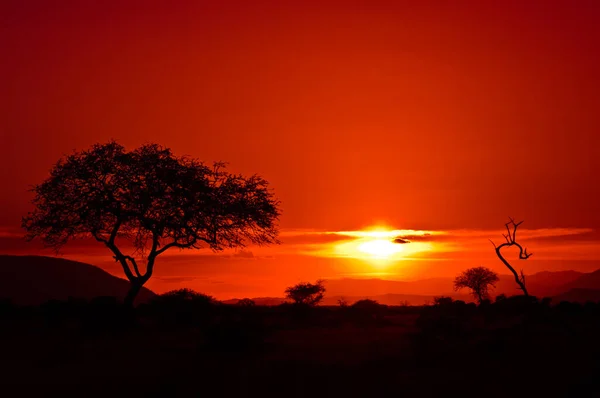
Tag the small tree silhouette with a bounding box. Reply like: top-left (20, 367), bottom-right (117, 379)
top-left (337, 297), bottom-right (349, 307)
top-left (284, 280), bottom-right (326, 306)
top-left (454, 267), bottom-right (499, 303)
top-left (22, 141), bottom-right (280, 307)
top-left (237, 298), bottom-right (256, 307)
top-left (489, 218), bottom-right (532, 296)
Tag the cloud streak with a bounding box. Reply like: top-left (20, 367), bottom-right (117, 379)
top-left (277, 227), bottom-right (598, 261)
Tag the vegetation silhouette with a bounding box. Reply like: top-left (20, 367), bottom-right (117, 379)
top-left (2, 286), bottom-right (600, 395)
top-left (454, 266), bottom-right (500, 303)
top-left (22, 141), bottom-right (280, 307)
top-left (337, 297), bottom-right (349, 307)
top-left (490, 218), bottom-right (532, 296)
top-left (236, 298), bottom-right (256, 307)
top-left (10, 172), bottom-right (600, 397)
top-left (143, 288), bottom-right (217, 327)
top-left (351, 298), bottom-right (385, 310)
top-left (284, 280), bottom-right (326, 306)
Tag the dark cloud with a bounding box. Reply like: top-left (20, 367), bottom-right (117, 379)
top-left (399, 233), bottom-right (434, 241)
top-left (393, 238), bottom-right (411, 244)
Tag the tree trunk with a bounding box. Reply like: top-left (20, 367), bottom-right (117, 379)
top-left (495, 247), bottom-right (529, 297)
top-left (124, 280), bottom-right (143, 308)
top-left (477, 292), bottom-right (484, 304)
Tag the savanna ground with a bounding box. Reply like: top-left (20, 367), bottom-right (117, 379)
top-left (1, 296), bottom-right (599, 397)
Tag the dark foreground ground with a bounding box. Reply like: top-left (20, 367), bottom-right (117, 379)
top-left (1, 296), bottom-right (599, 397)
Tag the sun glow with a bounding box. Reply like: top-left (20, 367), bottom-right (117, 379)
top-left (307, 227), bottom-right (439, 266)
top-left (357, 239), bottom-right (404, 259)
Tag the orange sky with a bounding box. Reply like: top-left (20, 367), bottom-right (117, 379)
top-left (2, 1), bottom-right (600, 298)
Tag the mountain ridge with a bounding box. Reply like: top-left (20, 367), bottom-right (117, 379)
top-left (0, 255), bottom-right (155, 305)
top-left (2, 255), bottom-right (599, 306)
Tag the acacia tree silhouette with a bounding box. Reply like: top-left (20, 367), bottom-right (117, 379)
top-left (285, 280), bottom-right (326, 306)
top-left (489, 218), bottom-right (532, 296)
top-left (454, 266), bottom-right (499, 303)
top-left (22, 141), bottom-right (280, 307)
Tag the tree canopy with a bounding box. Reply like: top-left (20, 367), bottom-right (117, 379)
top-left (454, 266), bottom-right (499, 304)
top-left (22, 141), bottom-right (280, 306)
top-left (284, 280), bottom-right (326, 306)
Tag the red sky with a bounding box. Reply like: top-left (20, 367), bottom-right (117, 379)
top-left (2, 1), bottom-right (600, 298)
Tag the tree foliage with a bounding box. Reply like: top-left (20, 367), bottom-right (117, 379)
top-left (22, 141), bottom-right (280, 306)
top-left (454, 267), bottom-right (499, 303)
top-left (284, 280), bottom-right (326, 306)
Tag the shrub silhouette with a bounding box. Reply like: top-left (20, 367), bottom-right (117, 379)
top-left (284, 280), bottom-right (325, 306)
top-left (337, 297), bottom-right (349, 307)
top-left (156, 288), bottom-right (215, 305)
top-left (22, 141), bottom-right (280, 307)
top-left (432, 296), bottom-right (454, 307)
top-left (350, 299), bottom-right (388, 324)
top-left (495, 294), bottom-right (508, 303)
top-left (236, 298), bottom-right (256, 307)
top-left (351, 299), bottom-right (384, 310)
top-left (150, 288), bottom-right (217, 326)
top-left (454, 266), bottom-right (499, 304)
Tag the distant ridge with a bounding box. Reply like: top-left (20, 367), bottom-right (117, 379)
top-left (2, 255), bottom-right (599, 306)
top-left (224, 268), bottom-right (600, 306)
top-left (551, 269), bottom-right (600, 303)
top-left (553, 288), bottom-right (600, 304)
top-left (323, 271), bottom-right (590, 300)
top-left (0, 255), bottom-right (155, 305)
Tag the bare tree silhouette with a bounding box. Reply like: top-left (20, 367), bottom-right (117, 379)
top-left (489, 218), bottom-right (532, 296)
top-left (22, 141), bottom-right (280, 307)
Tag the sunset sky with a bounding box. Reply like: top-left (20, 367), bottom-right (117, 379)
top-left (2, 1), bottom-right (600, 298)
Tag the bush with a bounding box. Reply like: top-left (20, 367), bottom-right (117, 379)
top-left (148, 289), bottom-right (218, 326)
top-left (352, 299), bottom-right (385, 310)
top-left (236, 298), bottom-right (256, 307)
top-left (432, 296), bottom-right (454, 307)
top-left (337, 298), bottom-right (349, 308)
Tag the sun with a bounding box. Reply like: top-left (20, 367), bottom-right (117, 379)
top-left (357, 238), bottom-right (404, 259)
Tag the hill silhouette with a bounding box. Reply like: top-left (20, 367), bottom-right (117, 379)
top-left (550, 269), bottom-right (600, 303)
top-left (561, 269), bottom-right (600, 290)
top-left (323, 271), bottom-right (587, 299)
top-left (3, 255), bottom-right (599, 306)
top-left (553, 288), bottom-right (600, 303)
top-left (0, 255), bottom-right (155, 305)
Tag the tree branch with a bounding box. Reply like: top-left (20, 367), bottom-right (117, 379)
top-left (154, 234), bottom-right (217, 257)
top-left (107, 244), bottom-right (136, 282)
top-left (493, 218), bottom-right (531, 296)
top-left (108, 218), bottom-right (122, 245)
top-left (123, 255), bottom-right (142, 278)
